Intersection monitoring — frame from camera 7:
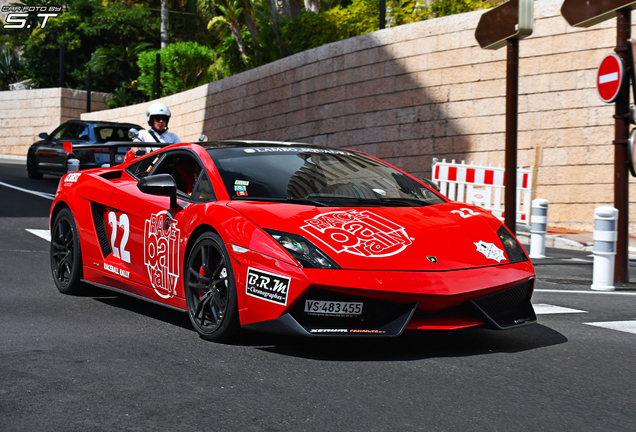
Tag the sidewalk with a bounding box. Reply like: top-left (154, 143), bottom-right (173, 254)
top-left (516, 224), bottom-right (636, 254)
top-left (0, 154), bottom-right (26, 164)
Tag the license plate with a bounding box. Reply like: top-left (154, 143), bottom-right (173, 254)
top-left (304, 300), bottom-right (363, 316)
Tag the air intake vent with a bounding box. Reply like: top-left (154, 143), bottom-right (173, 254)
top-left (91, 203), bottom-right (112, 258)
top-left (471, 280), bottom-right (536, 329)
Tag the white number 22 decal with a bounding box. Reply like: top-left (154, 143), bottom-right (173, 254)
top-left (108, 212), bottom-right (131, 263)
top-left (451, 208), bottom-right (481, 219)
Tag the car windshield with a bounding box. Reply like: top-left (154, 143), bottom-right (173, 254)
top-left (95, 127), bottom-right (136, 142)
top-left (207, 146), bottom-right (444, 207)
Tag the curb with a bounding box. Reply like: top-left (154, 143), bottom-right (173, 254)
top-left (0, 154), bottom-right (27, 164)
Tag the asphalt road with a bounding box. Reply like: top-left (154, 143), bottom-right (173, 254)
top-left (1, 161), bottom-right (636, 431)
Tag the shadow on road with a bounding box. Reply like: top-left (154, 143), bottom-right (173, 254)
top-left (250, 324), bottom-right (567, 361)
top-left (72, 283), bottom-right (567, 362)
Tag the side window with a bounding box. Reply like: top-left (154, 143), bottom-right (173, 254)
top-left (60, 123), bottom-right (80, 140)
top-left (191, 172), bottom-right (216, 202)
top-left (76, 124), bottom-right (90, 140)
top-left (152, 153), bottom-right (203, 197)
top-left (50, 124), bottom-right (68, 140)
top-left (126, 154), bottom-right (162, 179)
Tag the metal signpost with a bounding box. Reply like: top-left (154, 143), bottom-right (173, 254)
top-left (475, 0), bottom-right (534, 236)
top-left (561, 0), bottom-right (636, 283)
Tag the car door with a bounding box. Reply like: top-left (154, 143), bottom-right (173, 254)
top-left (108, 151), bottom-right (207, 300)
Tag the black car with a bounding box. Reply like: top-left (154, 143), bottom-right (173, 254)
top-left (26, 120), bottom-right (142, 179)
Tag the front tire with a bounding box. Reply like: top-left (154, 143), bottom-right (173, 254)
top-left (27, 151), bottom-right (43, 179)
top-left (50, 208), bottom-right (83, 294)
top-left (185, 232), bottom-right (239, 342)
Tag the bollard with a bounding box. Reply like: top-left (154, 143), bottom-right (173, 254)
top-left (529, 198), bottom-right (549, 259)
top-left (591, 206), bottom-right (618, 291)
top-left (67, 158), bottom-right (80, 173)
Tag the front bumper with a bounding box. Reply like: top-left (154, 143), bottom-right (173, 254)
top-left (230, 248), bottom-right (536, 337)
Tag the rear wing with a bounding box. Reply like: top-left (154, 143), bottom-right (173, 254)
top-left (70, 141), bottom-right (174, 167)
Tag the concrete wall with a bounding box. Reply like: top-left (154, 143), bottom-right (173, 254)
top-left (74, 0), bottom-right (636, 234)
top-left (0, 88), bottom-right (109, 156)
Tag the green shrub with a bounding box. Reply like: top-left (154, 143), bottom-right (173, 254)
top-left (138, 42), bottom-right (216, 98)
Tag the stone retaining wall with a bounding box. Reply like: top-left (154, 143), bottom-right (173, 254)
top-left (50, 0), bottom-right (636, 233)
top-left (0, 88), bottom-right (109, 155)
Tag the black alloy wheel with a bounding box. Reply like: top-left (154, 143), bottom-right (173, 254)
top-left (50, 208), bottom-right (83, 294)
top-left (26, 151), bottom-right (43, 179)
top-left (185, 232), bottom-right (239, 342)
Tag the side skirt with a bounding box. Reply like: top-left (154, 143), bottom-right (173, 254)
top-left (81, 279), bottom-right (187, 312)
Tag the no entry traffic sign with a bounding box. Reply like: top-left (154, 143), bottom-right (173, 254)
top-left (597, 53), bottom-right (625, 103)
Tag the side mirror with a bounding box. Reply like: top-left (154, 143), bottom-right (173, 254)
top-left (137, 174), bottom-right (177, 209)
top-left (128, 128), bottom-right (139, 140)
top-left (38, 132), bottom-right (49, 140)
top-left (199, 134), bottom-right (208, 142)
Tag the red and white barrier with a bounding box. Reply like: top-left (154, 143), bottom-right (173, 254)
top-left (432, 159), bottom-right (533, 224)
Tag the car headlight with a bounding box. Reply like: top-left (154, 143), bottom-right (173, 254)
top-left (264, 229), bottom-right (341, 269)
top-left (497, 226), bottom-right (528, 263)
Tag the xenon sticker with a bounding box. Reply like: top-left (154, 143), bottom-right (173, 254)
top-left (246, 267), bottom-right (290, 306)
top-left (300, 210), bottom-right (412, 257)
top-left (474, 240), bottom-right (507, 263)
top-left (144, 211), bottom-right (181, 299)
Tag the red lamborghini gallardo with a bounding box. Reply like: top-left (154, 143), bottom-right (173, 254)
top-left (50, 141), bottom-right (536, 341)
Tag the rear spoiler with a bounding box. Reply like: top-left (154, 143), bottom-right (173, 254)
top-left (70, 141), bottom-right (174, 167)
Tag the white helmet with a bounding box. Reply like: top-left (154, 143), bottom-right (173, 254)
top-left (146, 102), bottom-right (171, 125)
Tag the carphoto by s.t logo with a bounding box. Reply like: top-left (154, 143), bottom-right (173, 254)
top-left (145, 211), bottom-right (181, 299)
top-left (2, 5), bottom-right (63, 29)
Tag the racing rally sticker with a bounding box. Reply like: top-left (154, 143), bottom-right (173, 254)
top-left (300, 210), bottom-right (412, 257)
top-left (144, 211), bottom-right (181, 299)
top-left (64, 173), bottom-right (81, 183)
top-left (474, 240), bottom-right (507, 263)
top-left (246, 268), bottom-right (290, 306)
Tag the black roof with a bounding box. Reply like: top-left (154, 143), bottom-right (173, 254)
top-left (68, 120), bottom-right (142, 128)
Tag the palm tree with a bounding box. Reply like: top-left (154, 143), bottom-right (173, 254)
top-left (161, 0), bottom-right (169, 48)
top-left (0, 47), bottom-right (23, 90)
top-left (88, 42), bottom-right (153, 84)
top-left (197, 0), bottom-right (251, 60)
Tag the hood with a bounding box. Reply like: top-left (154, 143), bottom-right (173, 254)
top-left (227, 201), bottom-right (514, 271)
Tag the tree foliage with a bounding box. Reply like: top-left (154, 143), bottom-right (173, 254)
top-left (8, 0), bottom-right (159, 91)
top-left (5, 0), bottom-right (487, 107)
top-left (137, 41), bottom-right (217, 98)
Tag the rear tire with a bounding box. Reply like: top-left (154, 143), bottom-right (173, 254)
top-left (185, 232), bottom-right (239, 342)
top-left (50, 208), bottom-right (83, 294)
top-left (26, 151), bottom-right (43, 179)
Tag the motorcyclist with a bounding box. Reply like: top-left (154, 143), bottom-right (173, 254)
top-left (137, 102), bottom-right (180, 144)
top-left (127, 103), bottom-right (180, 159)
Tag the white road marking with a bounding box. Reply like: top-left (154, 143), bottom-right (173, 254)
top-left (0, 181), bottom-right (55, 200)
top-left (533, 304), bottom-right (587, 314)
top-left (535, 289), bottom-right (636, 296)
top-left (584, 320), bottom-right (636, 335)
top-left (599, 72), bottom-right (618, 84)
top-left (26, 229), bottom-right (51, 242)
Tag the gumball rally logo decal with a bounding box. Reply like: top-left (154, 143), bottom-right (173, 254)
top-left (300, 210), bottom-right (412, 257)
top-left (144, 211), bottom-right (181, 299)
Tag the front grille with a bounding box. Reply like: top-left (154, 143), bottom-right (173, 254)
top-left (471, 279), bottom-right (536, 329)
top-left (91, 203), bottom-right (112, 258)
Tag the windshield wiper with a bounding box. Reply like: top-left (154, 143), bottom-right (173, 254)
top-left (305, 196), bottom-right (431, 207)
